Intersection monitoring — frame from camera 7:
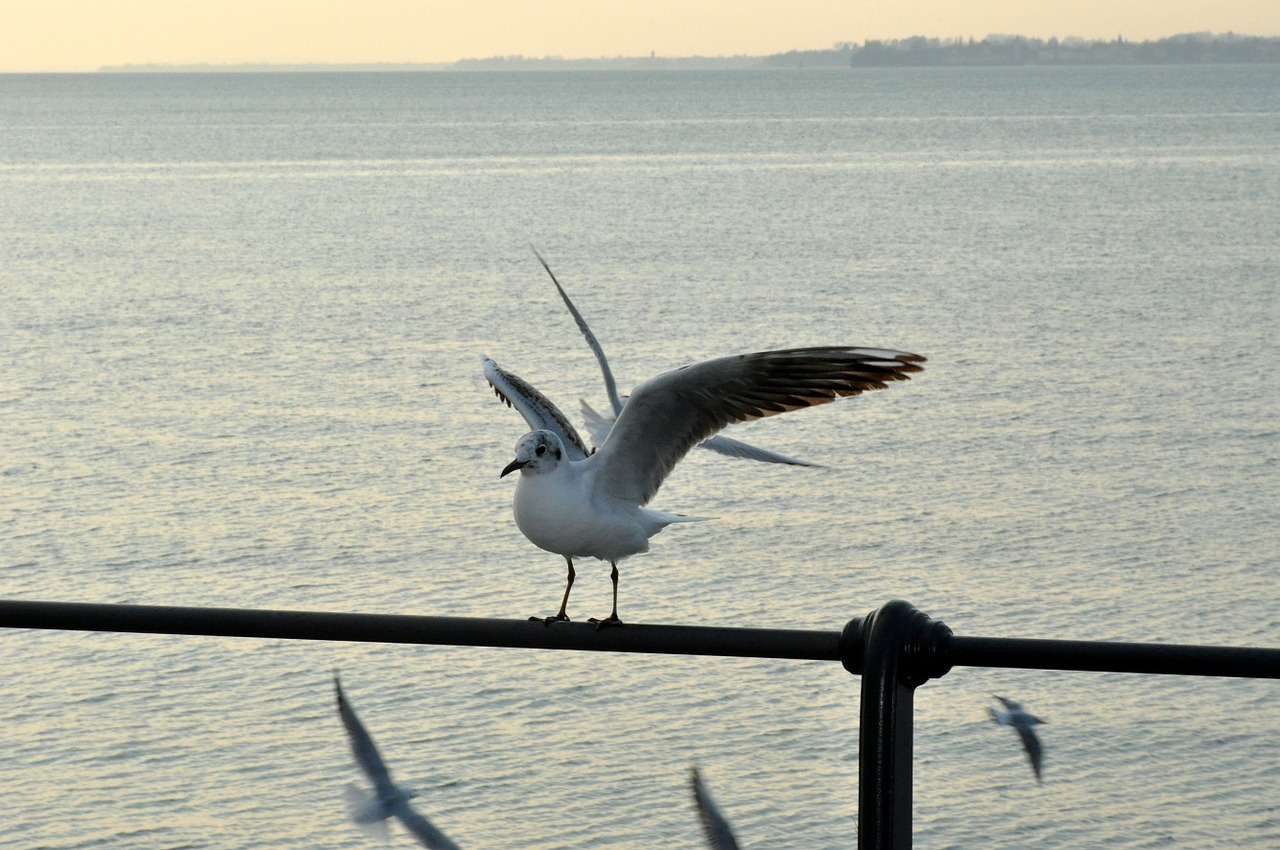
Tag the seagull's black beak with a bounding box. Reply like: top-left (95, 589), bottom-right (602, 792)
top-left (500, 458), bottom-right (526, 478)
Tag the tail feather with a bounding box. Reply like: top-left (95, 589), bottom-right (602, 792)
top-left (344, 783), bottom-right (392, 840)
top-left (642, 507), bottom-right (712, 532)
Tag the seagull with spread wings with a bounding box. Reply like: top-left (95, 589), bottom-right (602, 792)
top-left (485, 330), bottom-right (923, 626)
top-left (334, 673), bottom-right (462, 849)
top-left (988, 694), bottom-right (1047, 783)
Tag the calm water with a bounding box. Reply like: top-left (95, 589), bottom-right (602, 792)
top-left (1, 67), bottom-right (1277, 848)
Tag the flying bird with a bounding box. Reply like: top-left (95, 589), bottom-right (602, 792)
top-left (532, 246), bottom-right (820, 467)
top-left (334, 673), bottom-right (462, 849)
top-left (988, 694), bottom-right (1047, 783)
top-left (484, 339), bottom-right (924, 626)
top-left (690, 767), bottom-right (742, 850)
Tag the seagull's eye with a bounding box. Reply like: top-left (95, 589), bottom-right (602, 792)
top-left (535, 445), bottom-right (546, 456)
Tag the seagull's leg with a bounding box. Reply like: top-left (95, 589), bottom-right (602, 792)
top-left (589, 561), bottom-right (624, 629)
top-left (556, 558), bottom-right (576, 619)
top-left (531, 558), bottom-right (574, 625)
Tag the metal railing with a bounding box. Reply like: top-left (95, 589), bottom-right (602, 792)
top-left (2, 597), bottom-right (1277, 849)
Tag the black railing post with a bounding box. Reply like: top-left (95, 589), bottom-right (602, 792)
top-left (842, 600), bottom-right (953, 850)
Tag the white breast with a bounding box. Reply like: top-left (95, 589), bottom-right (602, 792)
top-left (512, 462), bottom-right (652, 561)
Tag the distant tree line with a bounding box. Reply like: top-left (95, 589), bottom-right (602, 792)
top-left (100, 32), bottom-right (1280, 74)
top-left (764, 33), bottom-right (1280, 68)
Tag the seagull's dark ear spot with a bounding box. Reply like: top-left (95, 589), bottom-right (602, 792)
top-left (554, 447), bottom-right (561, 460)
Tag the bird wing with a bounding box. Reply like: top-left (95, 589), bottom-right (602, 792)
top-left (698, 433), bottom-right (822, 467)
top-left (392, 801), bottom-right (465, 850)
top-left (482, 355), bottom-right (591, 461)
top-left (538, 249), bottom-right (820, 466)
top-left (690, 767), bottom-right (741, 850)
top-left (1015, 725), bottom-right (1045, 782)
top-left (533, 246), bottom-right (625, 417)
top-left (591, 346), bottom-right (925, 505)
top-left (579, 398), bottom-right (616, 448)
top-left (334, 674), bottom-right (398, 796)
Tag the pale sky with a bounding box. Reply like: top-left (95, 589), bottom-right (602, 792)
top-left (5, 1), bottom-right (1279, 72)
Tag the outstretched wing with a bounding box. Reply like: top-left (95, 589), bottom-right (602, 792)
top-left (334, 673), bottom-right (396, 796)
top-left (482, 355), bottom-right (591, 461)
top-left (537, 249), bottom-right (820, 466)
top-left (699, 433), bottom-right (823, 467)
top-left (690, 767), bottom-right (741, 850)
top-left (579, 398), bottom-right (616, 449)
top-left (1015, 725), bottom-right (1045, 783)
top-left (393, 801), bottom-right (465, 850)
top-left (532, 246), bottom-right (625, 417)
top-left (592, 346), bottom-right (925, 505)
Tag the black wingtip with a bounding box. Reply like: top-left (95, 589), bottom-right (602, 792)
top-left (531, 244), bottom-right (573, 301)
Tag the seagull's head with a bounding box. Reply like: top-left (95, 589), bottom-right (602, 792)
top-left (501, 430), bottom-right (565, 478)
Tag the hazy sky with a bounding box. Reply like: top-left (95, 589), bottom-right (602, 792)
top-left (5, 1), bottom-right (1279, 72)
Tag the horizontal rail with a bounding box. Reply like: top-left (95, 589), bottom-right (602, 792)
top-left (947, 634), bottom-right (1280, 679)
top-left (3, 598), bottom-right (1278, 680)
top-left (0, 599), bottom-right (842, 661)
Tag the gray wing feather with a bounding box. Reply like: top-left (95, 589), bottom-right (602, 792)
top-left (535, 249), bottom-right (823, 466)
top-left (690, 767), bottom-right (741, 850)
top-left (334, 674), bottom-right (397, 795)
top-left (699, 433), bottom-right (823, 467)
top-left (1016, 725), bottom-right (1045, 782)
top-left (532, 246), bottom-right (624, 416)
top-left (579, 398), bottom-right (616, 449)
top-left (482, 355), bottom-right (591, 461)
top-left (393, 804), bottom-right (465, 850)
top-left (584, 389), bottom-right (822, 467)
top-left (593, 346), bottom-right (925, 505)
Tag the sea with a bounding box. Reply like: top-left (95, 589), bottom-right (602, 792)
top-left (1, 66), bottom-right (1277, 849)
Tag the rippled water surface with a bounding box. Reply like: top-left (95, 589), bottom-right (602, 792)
top-left (2, 66), bottom-right (1277, 848)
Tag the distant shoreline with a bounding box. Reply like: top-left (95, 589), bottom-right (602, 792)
top-left (97, 33), bottom-right (1280, 72)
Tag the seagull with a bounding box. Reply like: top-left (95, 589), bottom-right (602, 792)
top-left (690, 767), bottom-right (742, 850)
top-left (484, 342), bottom-right (924, 626)
top-left (988, 695), bottom-right (1047, 783)
top-left (334, 673), bottom-right (462, 849)
top-left (532, 246), bottom-right (820, 467)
